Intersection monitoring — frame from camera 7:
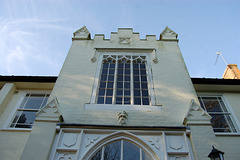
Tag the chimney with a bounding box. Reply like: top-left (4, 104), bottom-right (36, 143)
top-left (222, 64), bottom-right (240, 79)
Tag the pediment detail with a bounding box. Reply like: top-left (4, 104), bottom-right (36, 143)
top-left (160, 26), bottom-right (178, 41)
top-left (36, 97), bottom-right (62, 122)
top-left (73, 26), bottom-right (91, 40)
top-left (183, 99), bottom-right (212, 125)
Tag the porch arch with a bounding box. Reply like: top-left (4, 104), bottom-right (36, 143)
top-left (82, 131), bottom-right (160, 160)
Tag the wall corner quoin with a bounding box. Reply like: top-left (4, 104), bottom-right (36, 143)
top-left (0, 83), bottom-right (16, 114)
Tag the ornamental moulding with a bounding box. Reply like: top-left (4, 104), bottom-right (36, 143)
top-left (160, 26), bottom-right (178, 41)
top-left (147, 137), bottom-right (161, 150)
top-left (183, 99), bottom-right (212, 125)
top-left (73, 26), bottom-right (91, 40)
top-left (117, 111), bottom-right (128, 126)
top-left (85, 135), bottom-right (100, 148)
top-left (36, 97), bottom-right (63, 122)
top-left (119, 37), bottom-right (131, 44)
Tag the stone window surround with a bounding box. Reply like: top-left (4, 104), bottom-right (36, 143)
top-left (90, 50), bottom-right (157, 109)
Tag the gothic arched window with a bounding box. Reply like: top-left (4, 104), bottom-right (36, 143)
top-left (91, 139), bottom-right (152, 160)
top-left (96, 54), bottom-right (154, 106)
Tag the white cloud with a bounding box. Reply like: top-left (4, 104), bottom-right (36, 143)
top-left (5, 46), bottom-right (29, 74)
top-left (0, 17), bottom-right (72, 75)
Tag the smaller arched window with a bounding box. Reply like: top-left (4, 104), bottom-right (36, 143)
top-left (91, 139), bottom-right (152, 160)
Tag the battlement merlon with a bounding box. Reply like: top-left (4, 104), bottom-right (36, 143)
top-left (72, 26), bottom-right (178, 42)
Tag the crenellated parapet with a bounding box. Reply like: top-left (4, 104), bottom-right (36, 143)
top-left (72, 26), bottom-right (178, 43)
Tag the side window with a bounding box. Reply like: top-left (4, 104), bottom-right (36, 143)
top-left (9, 93), bottom-right (49, 129)
top-left (96, 54), bottom-right (152, 105)
top-left (198, 96), bottom-right (238, 133)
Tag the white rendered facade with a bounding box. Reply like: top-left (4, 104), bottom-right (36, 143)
top-left (0, 27), bottom-right (239, 160)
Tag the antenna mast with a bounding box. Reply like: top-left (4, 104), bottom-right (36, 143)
top-left (215, 51), bottom-right (228, 65)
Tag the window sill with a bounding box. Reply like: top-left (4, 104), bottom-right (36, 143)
top-left (0, 128), bottom-right (32, 132)
top-left (215, 133), bottom-right (240, 136)
top-left (84, 103), bottom-right (162, 111)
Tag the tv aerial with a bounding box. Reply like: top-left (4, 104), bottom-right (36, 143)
top-left (215, 51), bottom-right (228, 65)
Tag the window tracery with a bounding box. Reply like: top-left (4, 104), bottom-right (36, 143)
top-left (96, 54), bottom-right (151, 105)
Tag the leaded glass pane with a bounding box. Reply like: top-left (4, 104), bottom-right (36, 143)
top-left (104, 141), bottom-right (121, 160)
top-left (118, 69), bottom-right (123, 74)
top-left (100, 82), bottom-right (106, 88)
top-left (141, 83), bottom-right (148, 89)
top-left (199, 96), bottom-right (237, 133)
top-left (105, 97), bottom-right (112, 104)
top-left (201, 97), bottom-right (223, 112)
top-left (19, 95), bottom-right (29, 108)
top-left (116, 90), bottom-right (123, 96)
top-left (108, 76), bottom-right (114, 81)
top-left (107, 82), bottom-right (114, 88)
top-left (101, 75), bottom-right (107, 81)
top-left (142, 98), bottom-right (149, 105)
top-left (125, 76), bottom-right (130, 81)
top-left (109, 69), bottom-right (115, 74)
top-left (90, 140), bottom-right (153, 160)
top-left (117, 75), bottom-right (123, 81)
top-left (42, 95), bottom-right (49, 108)
top-left (134, 76), bottom-right (139, 82)
top-left (211, 114), bottom-right (232, 132)
top-left (124, 82), bottom-right (130, 89)
top-left (133, 64), bottom-right (138, 69)
top-left (125, 69), bottom-right (130, 75)
top-left (125, 63), bottom-right (130, 68)
top-left (142, 90), bottom-right (149, 96)
top-left (91, 149), bottom-right (102, 160)
top-left (118, 63), bottom-right (123, 69)
top-left (117, 82), bottom-right (123, 88)
top-left (124, 97), bottom-right (131, 104)
top-left (98, 89), bottom-right (105, 96)
top-left (124, 90), bottom-right (130, 96)
top-left (116, 97), bottom-right (122, 104)
top-left (134, 83), bottom-right (140, 89)
top-left (97, 55), bottom-right (150, 105)
top-left (102, 69), bottom-right (108, 74)
top-left (140, 63), bottom-right (146, 69)
top-left (14, 111), bottom-right (37, 128)
top-left (218, 97), bottom-right (228, 112)
top-left (106, 89), bottom-right (113, 96)
top-left (97, 97), bottom-right (104, 104)
top-left (133, 70), bottom-right (139, 75)
top-left (140, 70), bottom-right (146, 75)
top-left (141, 76), bottom-right (147, 82)
top-left (24, 94), bottom-right (46, 109)
top-left (123, 140), bottom-right (140, 160)
top-left (110, 63), bottom-right (115, 68)
top-left (134, 98), bottom-right (141, 105)
top-left (134, 90), bottom-right (140, 96)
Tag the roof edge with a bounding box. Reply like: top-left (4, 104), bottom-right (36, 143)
top-left (0, 76), bottom-right (57, 83)
top-left (191, 77), bottom-right (240, 85)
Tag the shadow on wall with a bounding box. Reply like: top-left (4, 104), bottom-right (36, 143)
top-left (51, 74), bottom-right (95, 104)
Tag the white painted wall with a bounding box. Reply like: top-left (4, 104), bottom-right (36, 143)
top-left (50, 28), bottom-right (198, 127)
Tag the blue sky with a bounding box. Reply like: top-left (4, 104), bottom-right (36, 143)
top-left (0, 0), bottom-right (239, 78)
